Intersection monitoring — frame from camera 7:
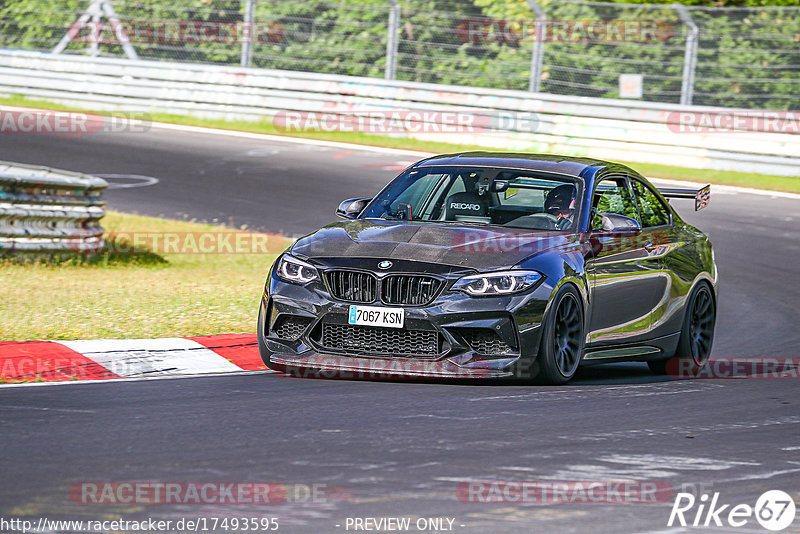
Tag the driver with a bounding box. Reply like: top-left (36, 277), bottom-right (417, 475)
top-left (544, 184), bottom-right (576, 219)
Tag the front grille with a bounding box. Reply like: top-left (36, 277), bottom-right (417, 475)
top-left (382, 274), bottom-right (444, 306)
top-left (319, 323), bottom-right (441, 356)
top-left (271, 315), bottom-right (313, 341)
top-left (325, 270), bottom-right (377, 303)
top-left (457, 328), bottom-right (514, 355)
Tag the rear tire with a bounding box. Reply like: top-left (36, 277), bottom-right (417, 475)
top-left (648, 282), bottom-right (716, 376)
top-left (535, 284), bottom-right (585, 385)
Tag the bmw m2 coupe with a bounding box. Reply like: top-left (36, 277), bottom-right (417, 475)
top-left (258, 153), bottom-right (717, 384)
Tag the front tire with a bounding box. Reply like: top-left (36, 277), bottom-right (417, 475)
top-left (648, 282), bottom-right (716, 375)
top-left (535, 284), bottom-right (585, 385)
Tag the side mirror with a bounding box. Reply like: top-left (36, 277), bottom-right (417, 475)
top-left (596, 213), bottom-right (641, 233)
top-left (489, 180), bottom-right (509, 193)
top-left (336, 197), bottom-right (371, 219)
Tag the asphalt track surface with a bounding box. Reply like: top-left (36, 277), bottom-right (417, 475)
top-left (1, 126), bottom-right (799, 533)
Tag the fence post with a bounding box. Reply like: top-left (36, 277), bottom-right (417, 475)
top-left (385, 0), bottom-right (400, 80)
top-left (53, 0), bottom-right (137, 60)
top-left (241, 0), bottom-right (256, 68)
top-left (100, 0), bottom-right (138, 59)
top-left (674, 4), bottom-right (698, 106)
top-left (525, 0), bottom-right (546, 93)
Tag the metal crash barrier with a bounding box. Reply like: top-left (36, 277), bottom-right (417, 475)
top-left (0, 50), bottom-right (798, 176)
top-left (0, 161), bottom-right (107, 254)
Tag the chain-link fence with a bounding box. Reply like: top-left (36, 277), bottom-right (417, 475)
top-left (0, 0), bottom-right (798, 110)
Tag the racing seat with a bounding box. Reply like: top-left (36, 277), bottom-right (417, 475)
top-left (443, 192), bottom-right (491, 224)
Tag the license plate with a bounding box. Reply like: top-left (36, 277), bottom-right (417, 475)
top-left (348, 305), bottom-right (404, 329)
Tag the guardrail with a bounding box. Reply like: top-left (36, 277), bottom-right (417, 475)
top-left (0, 160), bottom-right (107, 253)
top-left (1, 49), bottom-right (798, 177)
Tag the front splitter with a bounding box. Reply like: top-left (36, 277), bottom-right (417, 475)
top-left (270, 353), bottom-right (515, 379)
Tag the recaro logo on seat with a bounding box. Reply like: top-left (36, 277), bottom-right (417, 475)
top-left (451, 203), bottom-right (482, 211)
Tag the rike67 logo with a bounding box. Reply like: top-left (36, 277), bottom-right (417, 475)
top-left (669, 490), bottom-right (796, 531)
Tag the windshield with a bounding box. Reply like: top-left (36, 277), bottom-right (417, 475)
top-left (360, 167), bottom-right (581, 231)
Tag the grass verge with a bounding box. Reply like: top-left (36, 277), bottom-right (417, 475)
top-left (2, 94), bottom-right (799, 194)
top-left (0, 211), bottom-right (289, 341)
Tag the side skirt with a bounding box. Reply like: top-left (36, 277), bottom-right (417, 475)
top-left (581, 332), bottom-right (680, 365)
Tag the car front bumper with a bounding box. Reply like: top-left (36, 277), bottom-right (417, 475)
top-left (259, 268), bottom-right (556, 379)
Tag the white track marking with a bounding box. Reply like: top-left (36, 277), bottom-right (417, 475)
top-left (150, 120), bottom-right (429, 157)
top-left (149, 120), bottom-right (800, 200)
top-left (469, 382), bottom-right (722, 402)
top-left (94, 173), bottom-right (160, 189)
top-left (3, 104), bottom-right (796, 198)
top-left (540, 455), bottom-right (760, 482)
top-left (0, 404), bottom-right (95, 413)
top-left (0, 370), bottom-right (275, 389)
top-left (601, 455), bottom-right (759, 471)
top-left (61, 338), bottom-right (242, 377)
top-left (712, 466), bottom-right (800, 484)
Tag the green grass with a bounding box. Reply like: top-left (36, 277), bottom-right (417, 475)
top-left (0, 211), bottom-right (289, 341)
top-left (3, 94), bottom-right (799, 194)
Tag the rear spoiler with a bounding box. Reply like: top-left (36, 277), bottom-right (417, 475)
top-left (657, 184), bottom-right (710, 211)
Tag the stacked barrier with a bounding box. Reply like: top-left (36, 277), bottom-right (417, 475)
top-left (0, 160), bottom-right (107, 253)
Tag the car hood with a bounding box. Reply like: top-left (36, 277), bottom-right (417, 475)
top-left (290, 219), bottom-right (576, 270)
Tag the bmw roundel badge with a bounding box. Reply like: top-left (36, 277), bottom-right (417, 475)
top-left (378, 260), bottom-right (393, 270)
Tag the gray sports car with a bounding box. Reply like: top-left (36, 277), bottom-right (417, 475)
top-left (258, 153), bottom-right (716, 384)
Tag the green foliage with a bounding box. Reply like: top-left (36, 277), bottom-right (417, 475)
top-left (0, 0), bottom-right (797, 109)
top-left (0, 0), bottom-right (244, 63)
top-left (250, 0), bottom-right (390, 76)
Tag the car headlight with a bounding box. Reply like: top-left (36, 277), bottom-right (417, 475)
top-left (275, 254), bottom-right (319, 284)
top-left (452, 270), bottom-right (541, 296)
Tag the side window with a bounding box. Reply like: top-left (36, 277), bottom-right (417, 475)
top-left (591, 177), bottom-right (639, 229)
top-left (632, 180), bottom-right (671, 228)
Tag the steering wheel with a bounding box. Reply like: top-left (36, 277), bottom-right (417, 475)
top-left (554, 215), bottom-right (573, 230)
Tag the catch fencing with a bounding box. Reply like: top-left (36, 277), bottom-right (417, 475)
top-left (0, 0), bottom-right (798, 109)
top-left (0, 160), bottom-right (107, 253)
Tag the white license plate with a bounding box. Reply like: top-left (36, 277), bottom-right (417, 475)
top-left (348, 305), bottom-right (404, 329)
